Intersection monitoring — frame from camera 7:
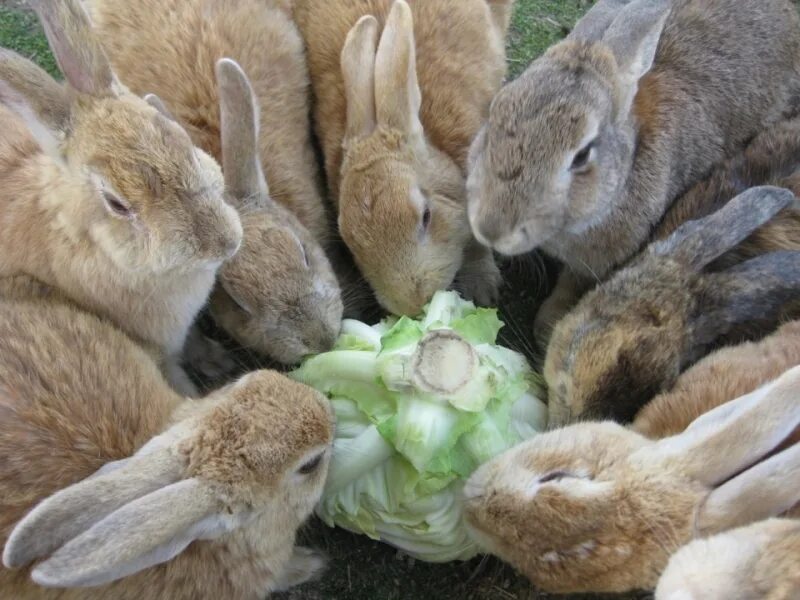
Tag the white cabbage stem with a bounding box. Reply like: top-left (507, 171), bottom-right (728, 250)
top-left (411, 330), bottom-right (477, 395)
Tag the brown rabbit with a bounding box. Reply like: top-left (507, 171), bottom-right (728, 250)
top-left (466, 0), bottom-right (800, 341)
top-left (0, 277), bottom-right (333, 599)
top-left (634, 319), bottom-right (800, 439)
top-left (656, 518), bottom-right (800, 600)
top-left (84, 0), bottom-right (328, 244)
top-left (294, 0), bottom-right (513, 315)
top-left (81, 0), bottom-right (344, 365)
top-left (462, 364), bottom-right (800, 594)
top-left (545, 186), bottom-right (800, 425)
top-left (0, 0), bottom-right (242, 390)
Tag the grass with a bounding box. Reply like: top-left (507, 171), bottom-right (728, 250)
top-left (0, 5), bottom-right (58, 77)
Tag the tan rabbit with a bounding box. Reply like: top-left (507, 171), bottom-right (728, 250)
top-left (462, 364), bottom-right (800, 594)
top-left (466, 0), bottom-right (800, 340)
top-left (545, 186), bottom-right (800, 424)
top-left (294, 0), bottom-right (513, 315)
top-left (0, 277), bottom-right (333, 599)
top-left (655, 518), bottom-right (800, 600)
top-left (0, 0), bottom-right (242, 389)
top-left (634, 319), bottom-right (800, 439)
top-left (84, 0), bottom-right (328, 244)
top-left (81, 0), bottom-right (343, 364)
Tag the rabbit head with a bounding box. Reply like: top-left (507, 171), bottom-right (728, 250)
top-left (544, 186), bottom-right (800, 425)
top-left (206, 59), bottom-right (342, 364)
top-left (338, 1), bottom-right (472, 316)
top-left (0, 0), bottom-right (242, 275)
top-left (655, 518), bottom-right (800, 600)
top-left (463, 365), bottom-right (800, 594)
top-left (467, 0), bottom-right (671, 256)
top-left (2, 369), bottom-right (333, 588)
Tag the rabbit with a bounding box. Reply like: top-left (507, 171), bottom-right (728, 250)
top-left (0, 276), bottom-right (334, 599)
top-left (655, 518), bottom-right (800, 600)
top-left (466, 0), bottom-right (800, 343)
top-left (652, 114), bottom-right (800, 268)
top-left (544, 186), bottom-right (800, 425)
top-left (0, 0), bottom-right (243, 392)
top-left (634, 319), bottom-right (800, 440)
top-left (81, 0), bottom-right (344, 364)
top-left (293, 0), bottom-right (513, 316)
top-left (461, 363), bottom-right (800, 594)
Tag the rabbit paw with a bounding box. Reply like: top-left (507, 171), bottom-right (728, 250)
top-left (455, 249), bottom-right (502, 306)
top-left (273, 547), bottom-right (327, 592)
top-left (534, 272), bottom-right (587, 351)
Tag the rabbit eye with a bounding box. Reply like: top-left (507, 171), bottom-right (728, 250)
top-left (297, 452), bottom-right (324, 475)
top-left (540, 470), bottom-right (573, 483)
top-left (103, 191), bottom-right (133, 218)
top-left (421, 207), bottom-right (432, 230)
top-left (571, 141), bottom-right (595, 171)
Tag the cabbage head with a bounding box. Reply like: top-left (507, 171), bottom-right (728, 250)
top-left (290, 290), bottom-right (547, 562)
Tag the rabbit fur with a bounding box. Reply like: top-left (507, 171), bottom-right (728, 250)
top-left (0, 0), bottom-right (243, 392)
top-left (83, 0), bottom-right (344, 365)
top-left (467, 0), bottom-right (800, 339)
top-left (294, 0), bottom-right (513, 315)
top-left (0, 275), bottom-right (334, 599)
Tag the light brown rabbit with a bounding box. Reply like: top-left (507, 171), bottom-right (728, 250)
top-left (466, 0), bottom-right (800, 340)
top-left (462, 364), bottom-right (800, 594)
top-left (0, 0), bottom-right (242, 389)
top-left (84, 0), bottom-right (328, 244)
top-left (655, 518), bottom-right (800, 600)
top-left (634, 319), bottom-right (800, 439)
top-left (545, 186), bottom-right (800, 424)
top-left (294, 0), bottom-right (512, 315)
top-left (81, 0), bottom-right (343, 364)
top-left (0, 277), bottom-right (334, 599)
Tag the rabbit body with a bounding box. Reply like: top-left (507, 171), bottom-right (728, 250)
top-left (294, 0), bottom-right (512, 315)
top-left (84, 0), bottom-right (344, 365)
top-left (0, 1), bottom-right (243, 387)
top-left (467, 0), bottom-right (800, 334)
top-left (0, 279), bottom-right (333, 599)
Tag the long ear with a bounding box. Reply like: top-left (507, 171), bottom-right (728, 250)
top-left (342, 15), bottom-right (379, 139)
top-left (568, 0), bottom-right (634, 42)
top-left (0, 48), bottom-right (70, 145)
top-left (696, 442), bottom-right (800, 535)
top-left (646, 366), bottom-right (800, 488)
top-left (649, 186), bottom-right (796, 269)
top-left (31, 0), bottom-right (116, 97)
top-left (3, 442), bottom-right (183, 569)
top-left (690, 250), bottom-right (800, 347)
top-left (599, 0), bottom-right (671, 119)
top-left (216, 58), bottom-right (270, 206)
top-left (144, 93), bottom-right (176, 122)
top-left (374, 0), bottom-right (423, 137)
top-left (30, 478), bottom-right (223, 588)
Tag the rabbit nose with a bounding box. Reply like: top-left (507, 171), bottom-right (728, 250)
top-left (471, 212), bottom-right (506, 249)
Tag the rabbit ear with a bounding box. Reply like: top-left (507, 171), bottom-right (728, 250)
top-left (341, 15), bottom-right (379, 139)
top-left (649, 186), bottom-right (796, 270)
top-left (216, 58), bottom-right (270, 206)
top-left (144, 93), bottom-right (176, 121)
top-left (690, 250), bottom-right (800, 347)
top-left (599, 0), bottom-right (671, 119)
top-left (374, 0), bottom-right (423, 137)
top-left (0, 49), bottom-right (70, 148)
top-left (696, 443), bottom-right (800, 535)
top-left (29, 478), bottom-right (225, 588)
top-left (646, 366), bottom-right (800, 488)
top-left (568, 0), bottom-right (633, 42)
top-left (2, 433), bottom-right (184, 569)
top-left (31, 0), bottom-right (116, 97)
